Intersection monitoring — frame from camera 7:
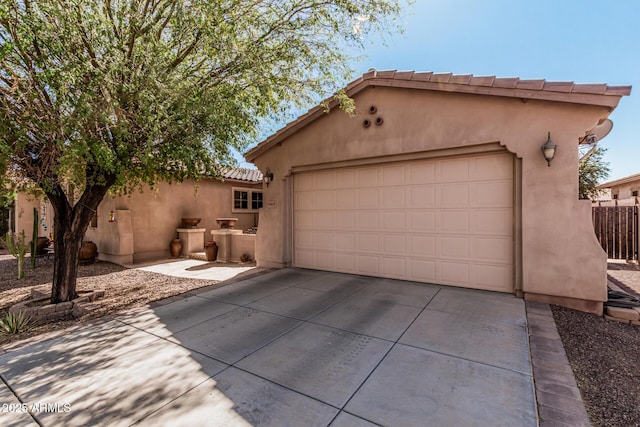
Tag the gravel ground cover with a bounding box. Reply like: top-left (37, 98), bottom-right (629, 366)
top-left (551, 261), bottom-right (640, 427)
top-left (0, 254), bottom-right (216, 346)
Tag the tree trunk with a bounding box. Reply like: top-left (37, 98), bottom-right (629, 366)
top-left (46, 172), bottom-right (115, 303)
top-left (50, 216), bottom-right (83, 303)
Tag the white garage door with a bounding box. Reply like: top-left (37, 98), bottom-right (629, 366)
top-left (293, 152), bottom-right (514, 292)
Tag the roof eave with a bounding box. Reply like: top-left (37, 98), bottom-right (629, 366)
top-left (245, 72), bottom-right (631, 162)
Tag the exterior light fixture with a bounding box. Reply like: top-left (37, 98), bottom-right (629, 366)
top-left (263, 167), bottom-right (274, 187)
top-left (541, 132), bottom-right (557, 167)
top-left (108, 211), bottom-right (116, 222)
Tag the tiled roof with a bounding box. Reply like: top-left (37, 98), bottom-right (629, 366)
top-left (245, 70), bottom-right (631, 162)
top-left (597, 172), bottom-right (640, 189)
top-left (221, 167), bottom-right (263, 183)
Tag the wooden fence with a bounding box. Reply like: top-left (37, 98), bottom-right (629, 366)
top-left (592, 205), bottom-right (639, 260)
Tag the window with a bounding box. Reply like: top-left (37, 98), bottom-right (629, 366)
top-left (633, 191), bottom-right (638, 197)
top-left (613, 194), bottom-right (619, 200)
top-left (233, 188), bottom-right (263, 212)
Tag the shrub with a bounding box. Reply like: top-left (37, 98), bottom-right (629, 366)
top-left (0, 312), bottom-right (33, 335)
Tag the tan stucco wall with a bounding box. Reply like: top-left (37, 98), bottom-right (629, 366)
top-left (250, 86), bottom-right (611, 308)
top-left (610, 181), bottom-right (640, 199)
top-left (13, 193), bottom-right (53, 240)
top-left (85, 179), bottom-right (261, 263)
top-left (13, 179), bottom-right (260, 264)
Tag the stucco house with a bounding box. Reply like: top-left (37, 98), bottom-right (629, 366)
top-left (246, 70), bottom-right (631, 315)
top-left (11, 167), bottom-right (263, 264)
top-left (596, 173), bottom-right (640, 203)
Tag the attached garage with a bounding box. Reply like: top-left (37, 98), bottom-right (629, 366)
top-left (293, 152), bottom-right (514, 292)
top-left (246, 69), bottom-right (631, 315)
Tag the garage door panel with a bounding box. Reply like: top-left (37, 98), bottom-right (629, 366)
top-left (473, 210), bottom-right (513, 235)
top-left (439, 210), bottom-right (470, 233)
top-left (409, 259), bottom-right (436, 282)
top-left (313, 232), bottom-right (335, 251)
top-left (410, 185), bottom-right (436, 208)
top-left (382, 164), bottom-right (406, 186)
top-left (295, 212), bottom-right (314, 229)
top-left (335, 189), bottom-right (356, 209)
top-left (409, 211), bottom-right (436, 233)
top-left (295, 230), bottom-right (314, 249)
top-left (294, 152), bottom-right (514, 293)
top-left (438, 183), bottom-right (470, 208)
top-left (382, 211), bottom-right (406, 231)
top-left (357, 255), bottom-right (381, 275)
top-left (334, 212), bottom-right (356, 231)
top-left (314, 190), bottom-right (335, 210)
top-left (335, 254), bottom-right (356, 272)
top-left (314, 171), bottom-right (336, 190)
top-left (336, 169), bottom-right (356, 188)
top-left (357, 188), bottom-right (379, 209)
top-left (472, 237), bottom-right (512, 263)
top-left (357, 212), bottom-right (379, 231)
top-left (382, 234), bottom-right (406, 255)
top-left (357, 168), bottom-right (379, 187)
top-left (438, 261), bottom-right (470, 286)
top-left (439, 236), bottom-right (470, 259)
top-left (437, 158), bottom-right (470, 182)
top-left (315, 251), bottom-right (336, 270)
top-left (409, 161), bottom-right (436, 184)
top-left (410, 235), bottom-right (437, 257)
top-left (313, 211), bottom-right (335, 230)
top-left (295, 192), bottom-right (314, 211)
top-left (335, 233), bottom-right (356, 251)
top-left (473, 181), bottom-right (513, 207)
top-left (471, 154), bottom-right (513, 180)
top-left (357, 234), bottom-right (380, 252)
top-left (470, 264), bottom-right (513, 292)
top-left (382, 187), bottom-right (406, 208)
top-left (383, 257), bottom-right (407, 277)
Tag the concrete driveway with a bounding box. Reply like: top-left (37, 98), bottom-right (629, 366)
top-left (0, 268), bottom-right (540, 426)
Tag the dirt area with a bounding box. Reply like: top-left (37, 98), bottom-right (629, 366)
top-left (0, 254), bottom-right (217, 347)
top-left (552, 261), bottom-right (640, 427)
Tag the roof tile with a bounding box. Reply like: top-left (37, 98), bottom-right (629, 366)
top-left (394, 71), bottom-right (415, 81)
top-left (605, 85), bottom-right (633, 96)
top-left (430, 73), bottom-right (452, 83)
top-left (469, 76), bottom-right (495, 87)
top-left (411, 71), bottom-right (433, 81)
top-left (449, 74), bottom-right (473, 84)
top-left (493, 77), bottom-right (520, 89)
top-left (572, 83), bottom-right (608, 95)
top-left (516, 79), bottom-right (545, 90)
top-left (375, 70), bottom-right (397, 79)
top-left (542, 81), bottom-right (574, 93)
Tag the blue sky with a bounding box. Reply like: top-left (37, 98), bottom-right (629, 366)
top-left (243, 1), bottom-right (638, 181)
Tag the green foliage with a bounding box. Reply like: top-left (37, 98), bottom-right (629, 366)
top-left (579, 147), bottom-right (610, 200)
top-left (6, 231), bottom-right (27, 279)
top-left (0, 312), bottom-right (33, 335)
top-left (0, 0), bottom-right (405, 301)
top-left (0, 0), bottom-right (405, 196)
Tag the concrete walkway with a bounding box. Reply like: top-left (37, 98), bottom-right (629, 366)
top-left (0, 268), bottom-right (583, 426)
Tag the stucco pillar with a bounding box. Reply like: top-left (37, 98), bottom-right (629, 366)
top-left (177, 228), bottom-right (206, 255)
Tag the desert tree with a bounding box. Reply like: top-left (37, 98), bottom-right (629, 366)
top-left (0, 0), bottom-right (404, 302)
top-left (579, 147), bottom-right (610, 200)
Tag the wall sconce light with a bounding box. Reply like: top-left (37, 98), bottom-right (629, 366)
top-left (263, 167), bottom-right (274, 187)
top-left (541, 132), bottom-right (557, 167)
top-left (108, 211), bottom-right (116, 223)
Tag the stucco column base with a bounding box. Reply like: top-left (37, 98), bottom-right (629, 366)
top-left (177, 228), bottom-right (206, 255)
top-left (211, 229), bottom-right (243, 262)
top-left (524, 292), bottom-right (604, 316)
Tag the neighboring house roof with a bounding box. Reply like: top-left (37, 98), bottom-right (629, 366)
top-left (221, 167), bottom-right (263, 183)
top-left (245, 69), bottom-right (632, 162)
top-left (597, 172), bottom-right (640, 189)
